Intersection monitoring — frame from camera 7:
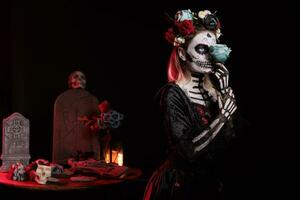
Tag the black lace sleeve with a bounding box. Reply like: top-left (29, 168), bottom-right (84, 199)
top-left (160, 85), bottom-right (201, 161)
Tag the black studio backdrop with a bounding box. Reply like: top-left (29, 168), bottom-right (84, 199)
top-left (1, 0), bottom-right (296, 197)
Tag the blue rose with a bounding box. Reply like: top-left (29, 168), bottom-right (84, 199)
top-left (209, 44), bottom-right (231, 63)
top-left (175, 10), bottom-right (193, 22)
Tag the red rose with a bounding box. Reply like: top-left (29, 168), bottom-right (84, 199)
top-left (98, 100), bottom-right (111, 113)
top-left (196, 106), bottom-right (205, 116)
top-left (165, 28), bottom-right (175, 44)
top-left (201, 117), bottom-right (209, 126)
top-left (217, 21), bottom-right (221, 29)
top-left (175, 20), bottom-right (195, 36)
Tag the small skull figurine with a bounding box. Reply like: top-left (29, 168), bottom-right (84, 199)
top-left (35, 164), bottom-right (52, 184)
top-left (68, 71), bottom-right (87, 89)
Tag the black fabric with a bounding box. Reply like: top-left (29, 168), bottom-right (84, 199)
top-left (144, 83), bottom-right (236, 200)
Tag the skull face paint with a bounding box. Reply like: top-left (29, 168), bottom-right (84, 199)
top-left (68, 71), bottom-right (86, 89)
top-left (186, 30), bottom-right (217, 74)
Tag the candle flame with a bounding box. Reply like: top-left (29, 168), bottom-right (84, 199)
top-left (105, 150), bottom-right (123, 166)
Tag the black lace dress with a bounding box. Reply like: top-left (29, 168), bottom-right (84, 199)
top-left (144, 83), bottom-right (236, 200)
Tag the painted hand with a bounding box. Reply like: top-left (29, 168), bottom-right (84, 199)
top-left (217, 87), bottom-right (237, 121)
top-left (213, 63), bottom-right (230, 94)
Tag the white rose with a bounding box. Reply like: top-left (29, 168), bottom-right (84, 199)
top-left (198, 10), bottom-right (212, 19)
top-left (216, 29), bottom-right (222, 38)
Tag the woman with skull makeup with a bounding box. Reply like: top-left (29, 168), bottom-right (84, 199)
top-left (143, 10), bottom-right (237, 200)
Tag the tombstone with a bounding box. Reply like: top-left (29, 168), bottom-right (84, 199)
top-left (0, 112), bottom-right (31, 172)
top-left (52, 71), bottom-right (100, 165)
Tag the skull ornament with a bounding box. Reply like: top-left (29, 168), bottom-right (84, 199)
top-left (185, 30), bottom-right (217, 74)
top-left (35, 164), bottom-right (52, 184)
top-left (68, 71), bottom-right (86, 89)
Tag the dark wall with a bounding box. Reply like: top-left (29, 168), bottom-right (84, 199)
top-left (2, 0), bottom-right (295, 197)
top-left (0, 1), bottom-right (11, 118)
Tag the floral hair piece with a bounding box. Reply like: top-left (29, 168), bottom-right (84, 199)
top-left (165, 9), bottom-right (221, 46)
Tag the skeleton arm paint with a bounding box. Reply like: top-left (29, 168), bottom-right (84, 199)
top-left (192, 88), bottom-right (237, 153)
top-left (162, 86), bottom-right (236, 160)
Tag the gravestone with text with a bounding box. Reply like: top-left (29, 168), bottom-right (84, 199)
top-left (0, 112), bottom-right (31, 172)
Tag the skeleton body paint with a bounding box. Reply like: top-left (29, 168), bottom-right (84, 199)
top-left (144, 9), bottom-right (237, 200)
top-left (178, 74), bottom-right (210, 106)
top-left (183, 30), bottom-right (236, 153)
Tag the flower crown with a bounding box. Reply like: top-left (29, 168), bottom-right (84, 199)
top-left (165, 9), bottom-right (221, 46)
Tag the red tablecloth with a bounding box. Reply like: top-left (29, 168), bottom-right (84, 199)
top-left (0, 168), bottom-right (142, 191)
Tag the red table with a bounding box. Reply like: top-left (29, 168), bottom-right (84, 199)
top-left (0, 168), bottom-right (142, 191)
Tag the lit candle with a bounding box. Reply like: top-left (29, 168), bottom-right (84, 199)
top-left (112, 150), bottom-right (118, 163)
top-left (117, 152), bottom-right (123, 166)
top-left (105, 150), bottom-right (123, 166)
top-left (105, 152), bottom-right (110, 164)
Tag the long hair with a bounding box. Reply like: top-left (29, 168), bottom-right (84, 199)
top-left (167, 47), bottom-right (187, 82)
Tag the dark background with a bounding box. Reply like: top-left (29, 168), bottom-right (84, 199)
top-left (0, 0), bottom-right (296, 198)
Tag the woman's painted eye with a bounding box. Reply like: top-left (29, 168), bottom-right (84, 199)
top-left (195, 44), bottom-right (209, 55)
